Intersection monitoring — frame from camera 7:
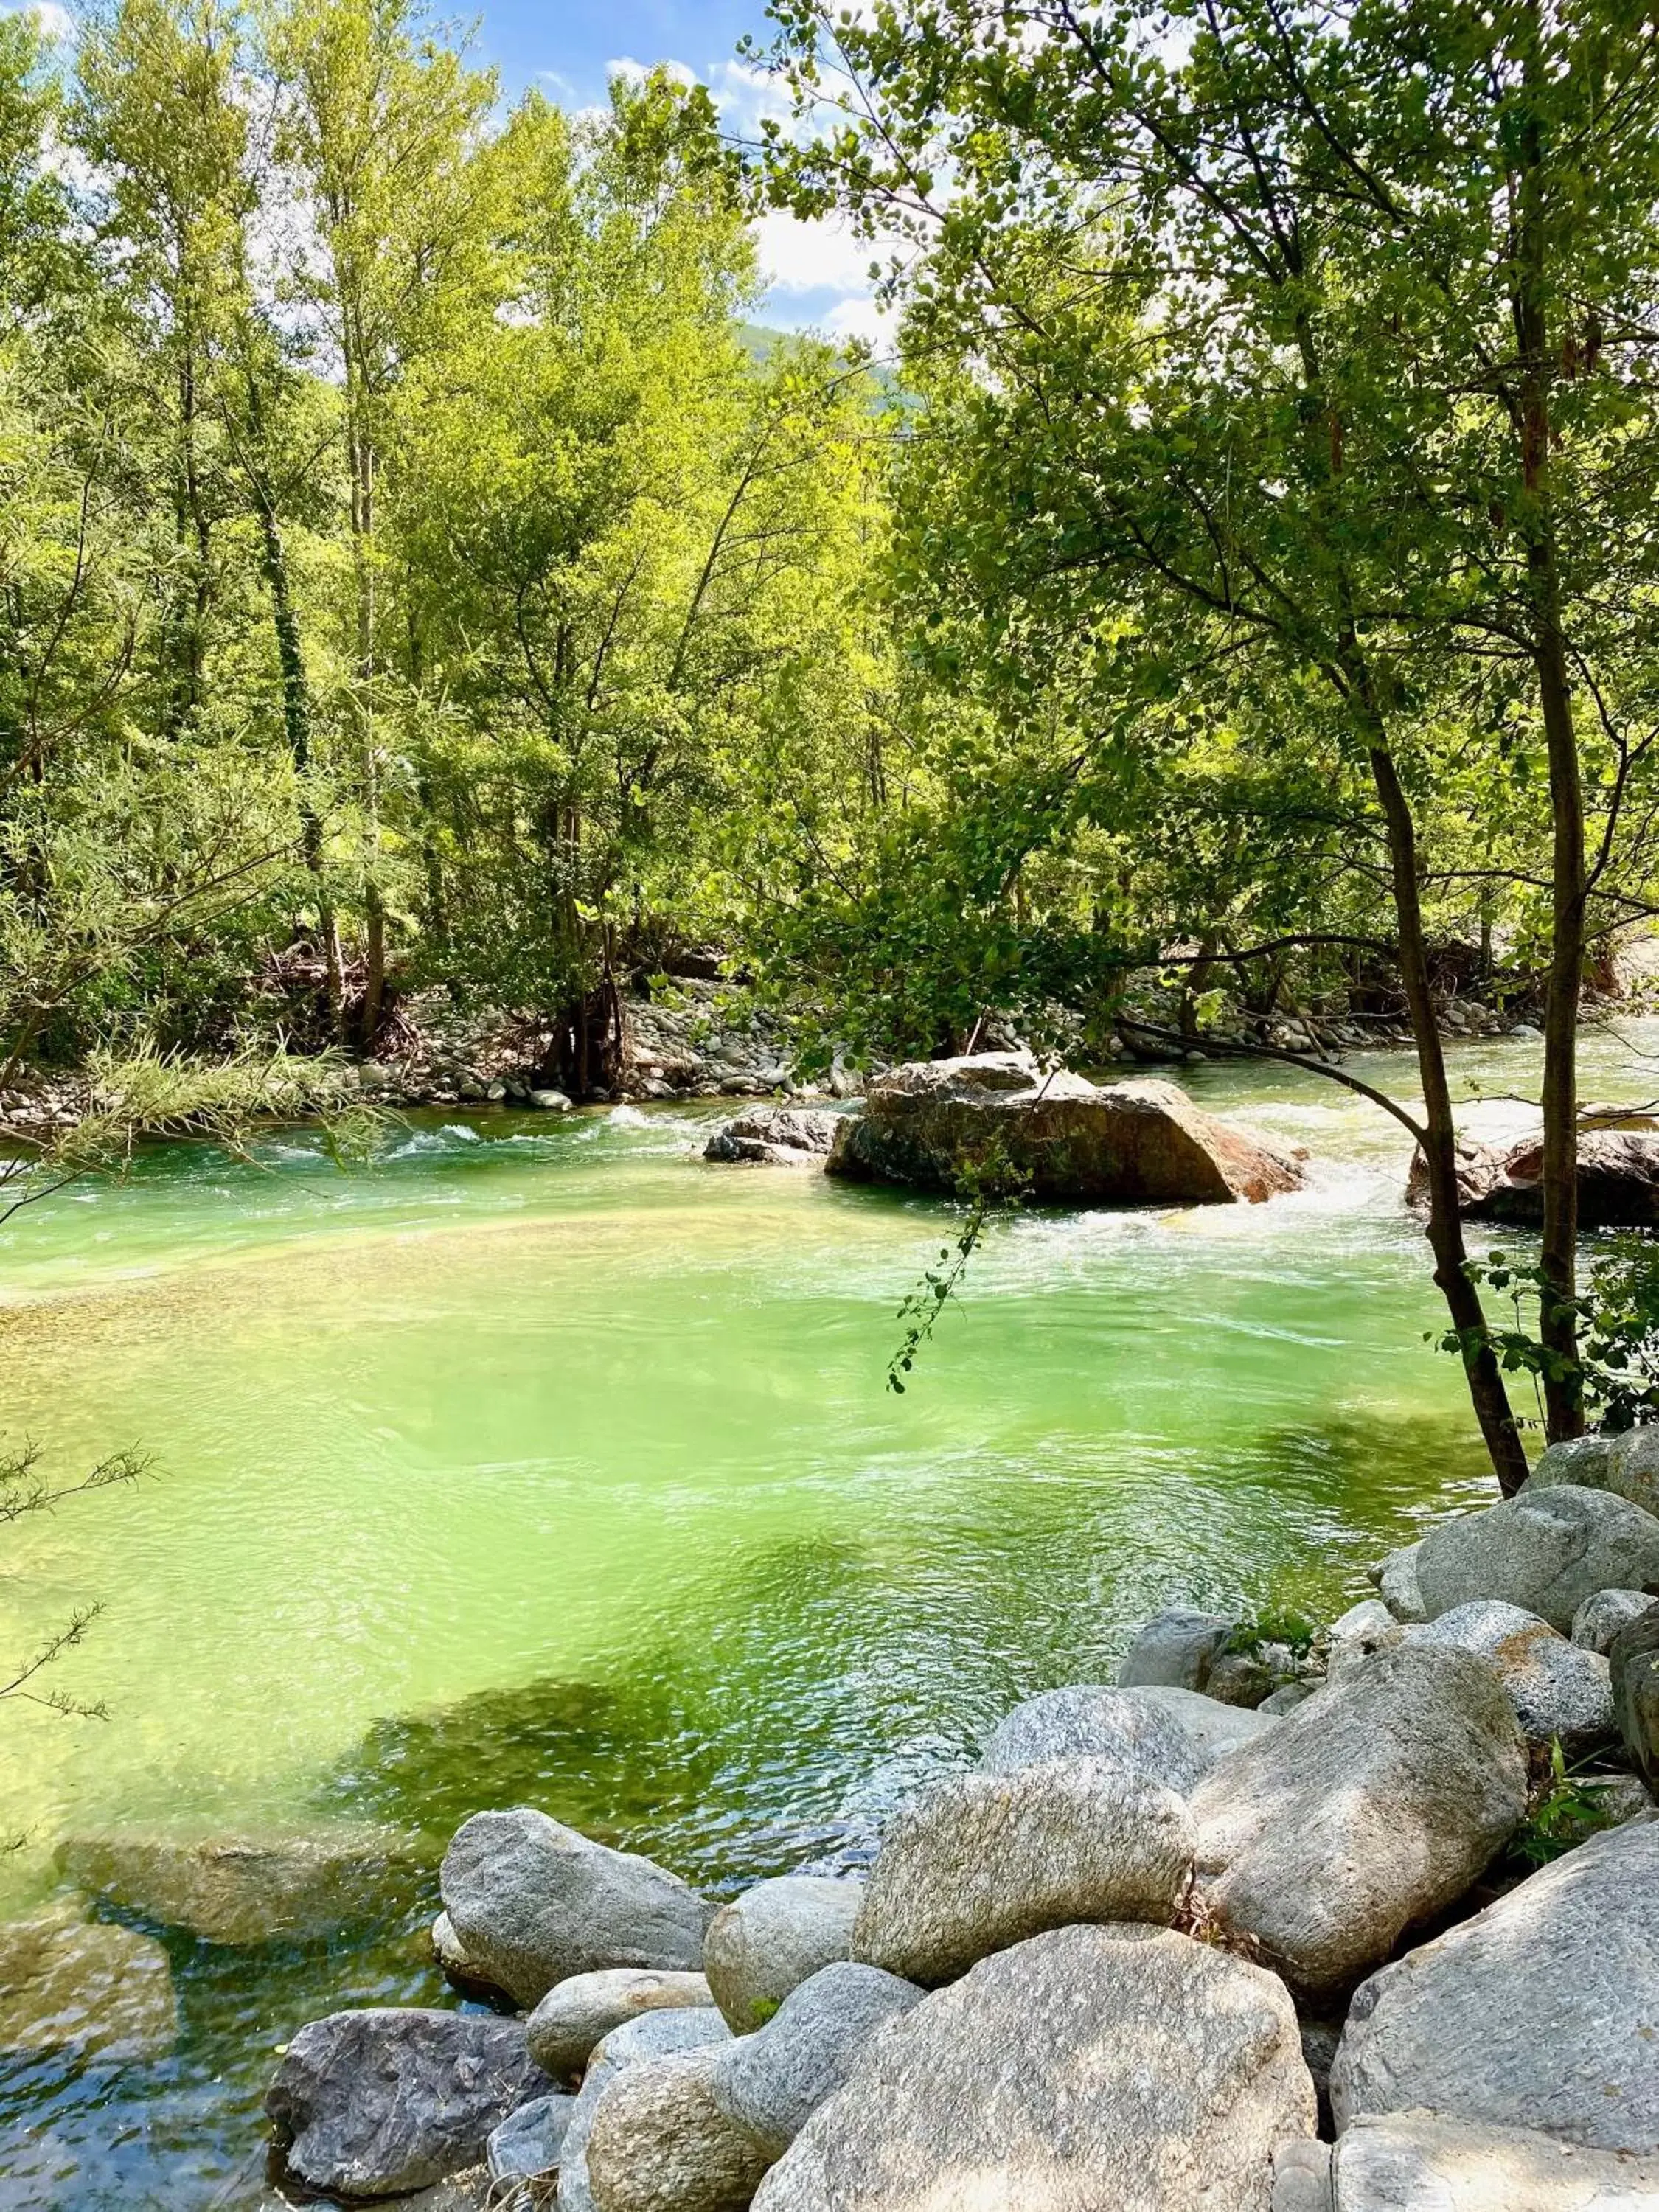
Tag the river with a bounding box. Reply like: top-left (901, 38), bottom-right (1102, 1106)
top-left (0, 1025), bottom-right (1649, 2205)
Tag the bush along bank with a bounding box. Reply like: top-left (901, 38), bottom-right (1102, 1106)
top-left (240, 1449), bottom-right (1659, 2210)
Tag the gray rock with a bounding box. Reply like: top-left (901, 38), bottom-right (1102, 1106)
top-left (558, 2007), bottom-right (732, 2212)
top-left (1328, 1599), bottom-right (1405, 1681)
top-left (1119, 1607), bottom-right (1240, 1692)
top-left (1272, 2139), bottom-right (1335, 2212)
top-left (265, 2008), bottom-right (546, 2200)
top-left (1573, 1586), bottom-right (1656, 1653)
top-left (1206, 1649), bottom-right (1280, 1707)
top-left (1408, 1600), bottom-right (1614, 1753)
top-left (851, 1756), bottom-right (1193, 1986)
top-left (0, 1904), bottom-right (177, 2060)
top-left (526, 1967), bottom-right (714, 2080)
top-left (1331, 1818), bottom-right (1659, 2152)
top-left (709, 1961), bottom-right (923, 2157)
top-left (440, 1807), bottom-right (711, 2008)
top-left (1610, 1601), bottom-right (1659, 1790)
top-left (703, 1877), bottom-right (862, 2033)
top-left (1261, 1681), bottom-right (1317, 1715)
top-left (752, 1924), bottom-right (1318, 2211)
top-left (1377, 1543), bottom-right (1428, 1625)
top-left (1189, 1643), bottom-right (1527, 2000)
top-left (527, 1089), bottom-right (571, 1111)
top-left (1413, 1485), bottom-right (1659, 1632)
top-left (55, 1821), bottom-right (429, 1945)
top-left (977, 1681), bottom-right (1274, 1793)
top-left (1330, 2110), bottom-right (1659, 2208)
top-left (487, 2093), bottom-right (576, 2184)
top-left (1528, 1426), bottom-right (1659, 1520)
top-left (704, 1108), bottom-right (838, 1166)
top-left (585, 2048), bottom-right (769, 2212)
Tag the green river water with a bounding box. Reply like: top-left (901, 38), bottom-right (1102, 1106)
top-left (1, 1026), bottom-right (1652, 2207)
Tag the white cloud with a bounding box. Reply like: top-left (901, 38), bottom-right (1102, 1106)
top-left (606, 55), bottom-right (698, 91)
top-left (752, 209), bottom-right (878, 299)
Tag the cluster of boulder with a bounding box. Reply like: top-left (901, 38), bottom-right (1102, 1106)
top-left (705, 1052), bottom-right (1307, 1208)
top-left (260, 1441), bottom-right (1659, 2211)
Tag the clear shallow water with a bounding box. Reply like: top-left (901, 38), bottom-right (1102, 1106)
top-left (2, 1023), bottom-right (1656, 2206)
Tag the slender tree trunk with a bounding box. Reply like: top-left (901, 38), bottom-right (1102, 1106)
top-left (1368, 737), bottom-right (1531, 1492)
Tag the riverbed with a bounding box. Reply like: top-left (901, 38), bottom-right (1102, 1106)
top-left (0, 1026), bottom-right (1649, 2206)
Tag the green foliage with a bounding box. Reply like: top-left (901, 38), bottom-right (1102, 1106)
top-left (1434, 1240), bottom-right (1659, 1433)
top-left (886, 1142), bottom-right (1027, 1393)
top-left (1225, 1611), bottom-right (1318, 1662)
top-left (1511, 1742), bottom-right (1623, 1868)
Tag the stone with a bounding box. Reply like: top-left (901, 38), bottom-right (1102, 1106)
top-left (1377, 1543), bottom-right (1428, 1625)
top-left (1413, 1485), bottom-right (1659, 1633)
top-left (431, 1909), bottom-right (502, 1999)
top-left (1328, 1599), bottom-right (1405, 1680)
top-left (486, 2093), bottom-right (576, 2185)
top-left (526, 1966), bottom-right (714, 2081)
top-left (703, 1877), bottom-right (863, 2032)
top-left (559, 2009), bottom-right (734, 2212)
top-left (1610, 1601), bottom-right (1659, 1790)
top-left (1189, 1643), bottom-right (1527, 2000)
top-left (751, 1924), bottom-right (1318, 2211)
top-left (825, 1052), bottom-right (1304, 1206)
top-left (526, 1089), bottom-right (571, 1111)
top-left (1118, 1607), bottom-right (1240, 1692)
top-left (850, 1757), bottom-right (1193, 1986)
top-left (1411, 1128), bottom-right (1659, 1228)
top-left (1206, 1649), bottom-right (1280, 1706)
top-left (1331, 2111), bottom-right (1659, 2209)
top-left (1272, 2139), bottom-right (1335, 2212)
top-left (704, 1108), bottom-right (838, 1166)
top-left (0, 1907), bottom-right (177, 2060)
top-left (585, 2048), bottom-right (770, 2212)
top-left (1331, 1819), bottom-right (1659, 2152)
top-left (439, 1806), bottom-right (711, 2008)
top-left (978, 1682), bottom-right (1274, 1793)
top-left (1261, 1682), bottom-right (1316, 1714)
top-left (265, 2008), bottom-right (546, 2199)
top-left (1528, 1427), bottom-right (1659, 1521)
top-left (709, 1961), bottom-right (924, 2157)
top-left (1574, 1586), bottom-right (1658, 1653)
top-left (1408, 1601), bottom-right (1615, 1753)
top-left (55, 1821), bottom-right (429, 1946)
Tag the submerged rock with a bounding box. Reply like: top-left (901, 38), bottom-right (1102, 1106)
top-left (703, 1877), bottom-right (862, 2033)
top-left (1408, 1600), bottom-right (1614, 1753)
top-left (826, 1052), bottom-right (1304, 1206)
top-left (55, 1821), bottom-right (430, 1946)
top-left (752, 1924), bottom-right (1317, 2211)
top-left (978, 1682), bottom-right (1274, 1792)
top-left (1413, 1484), bottom-right (1659, 1633)
top-left (1189, 1644), bottom-right (1526, 2000)
top-left (709, 1962), bottom-right (923, 2159)
top-left (0, 1905), bottom-right (177, 2061)
top-left (585, 2048), bottom-right (771, 2212)
top-left (851, 1757), bottom-right (1193, 1986)
top-left (525, 1966), bottom-right (714, 2081)
top-left (704, 1107), bottom-right (839, 1166)
top-left (1332, 1820), bottom-right (1659, 2152)
top-left (265, 2008), bottom-right (546, 2199)
top-left (439, 1806), bottom-right (711, 2008)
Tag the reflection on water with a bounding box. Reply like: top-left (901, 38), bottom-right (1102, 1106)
top-left (0, 1025), bottom-right (1651, 2205)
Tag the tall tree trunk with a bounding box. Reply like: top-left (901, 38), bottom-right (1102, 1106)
top-left (1368, 737), bottom-right (1531, 1493)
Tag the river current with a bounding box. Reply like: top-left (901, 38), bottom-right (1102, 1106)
top-left (1, 1025), bottom-right (1652, 2205)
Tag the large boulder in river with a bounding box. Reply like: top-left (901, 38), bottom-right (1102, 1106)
top-left (439, 1806), bottom-right (711, 2008)
top-left (1331, 1819), bottom-right (1659, 2152)
top-left (978, 1681), bottom-right (1274, 1792)
top-left (1413, 1484), bottom-right (1659, 1632)
top-left (753, 1924), bottom-right (1318, 2211)
top-left (525, 1966), bottom-right (714, 2081)
top-left (56, 1821), bottom-right (429, 1945)
top-left (1409, 1127), bottom-right (1659, 1226)
top-left (703, 1877), bottom-right (862, 2032)
top-left (825, 1053), bottom-right (1303, 1205)
top-left (1408, 1600), bottom-right (1614, 1753)
top-left (850, 1757), bottom-right (1193, 1986)
top-left (559, 2008), bottom-right (734, 2212)
top-left (265, 2008), bottom-right (546, 2199)
top-left (0, 1903), bottom-right (177, 2060)
top-left (585, 2048), bottom-right (771, 2212)
top-left (705, 1107), bottom-right (838, 1166)
top-left (1188, 1644), bottom-right (1526, 2001)
top-left (709, 1962), bottom-right (923, 2158)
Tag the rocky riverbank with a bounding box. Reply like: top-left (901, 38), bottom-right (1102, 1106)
top-left (11, 1438), bottom-right (1659, 2209)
